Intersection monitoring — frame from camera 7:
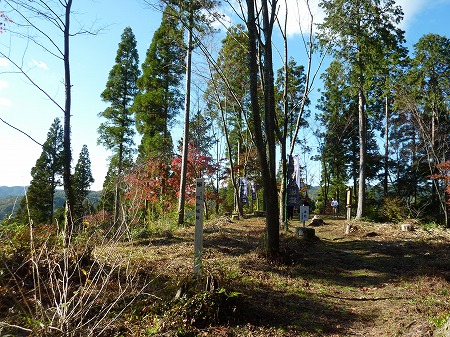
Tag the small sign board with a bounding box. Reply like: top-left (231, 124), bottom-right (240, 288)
top-left (300, 205), bottom-right (309, 222)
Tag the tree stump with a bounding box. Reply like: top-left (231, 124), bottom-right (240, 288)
top-left (296, 227), bottom-right (315, 239)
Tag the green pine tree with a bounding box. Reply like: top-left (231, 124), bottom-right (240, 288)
top-left (16, 118), bottom-right (64, 225)
top-left (73, 145), bottom-right (94, 222)
top-left (318, 0), bottom-right (406, 219)
top-left (204, 24), bottom-right (251, 217)
top-left (133, 6), bottom-right (185, 162)
top-left (315, 60), bottom-right (355, 213)
top-left (97, 26), bottom-right (140, 221)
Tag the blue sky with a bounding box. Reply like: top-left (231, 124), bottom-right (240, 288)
top-left (0, 0), bottom-right (449, 191)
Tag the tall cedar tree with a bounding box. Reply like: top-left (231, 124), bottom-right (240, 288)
top-left (204, 24), bottom-right (251, 217)
top-left (97, 27), bottom-right (140, 221)
top-left (246, 0), bottom-right (280, 256)
top-left (154, 0), bottom-right (219, 225)
top-left (413, 34), bottom-right (450, 225)
top-left (275, 58), bottom-right (309, 227)
top-left (318, 0), bottom-right (405, 219)
top-left (16, 118), bottom-right (64, 225)
top-left (73, 145), bottom-right (94, 221)
top-left (133, 6), bottom-right (185, 163)
top-left (186, 108), bottom-right (214, 156)
top-left (315, 60), bottom-right (355, 213)
top-left (397, 34), bottom-right (450, 225)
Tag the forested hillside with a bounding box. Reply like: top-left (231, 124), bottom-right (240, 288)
top-left (0, 187), bottom-right (24, 221)
top-left (0, 187), bottom-right (100, 221)
top-left (0, 186), bottom-right (26, 198)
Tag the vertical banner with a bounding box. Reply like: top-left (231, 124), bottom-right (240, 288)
top-left (287, 155), bottom-right (299, 207)
top-left (287, 180), bottom-right (300, 206)
top-left (288, 155), bottom-right (294, 179)
top-left (194, 178), bottom-right (205, 276)
top-left (250, 180), bottom-right (257, 200)
top-left (240, 177), bottom-right (248, 204)
top-left (293, 155), bottom-right (301, 188)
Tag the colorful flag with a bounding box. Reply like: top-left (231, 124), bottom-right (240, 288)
top-left (240, 177), bottom-right (248, 204)
top-left (250, 180), bottom-right (257, 200)
top-left (293, 154), bottom-right (301, 188)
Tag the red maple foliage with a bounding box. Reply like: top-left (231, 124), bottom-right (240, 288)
top-left (124, 159), bottom-right (174, 212)
top-left (169, 144), bottom-right (218, 206)
top-left (124, 144), bottom-right (218, 213)
top-left (0, 10), bottom-right (12, 33)
top-left (432, 161), bottom-right (450, 206)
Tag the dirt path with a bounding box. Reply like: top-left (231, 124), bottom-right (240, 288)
top-left (190, 216), bottom-right (450, 336)
top-left (5, 215), bottom-right (448, 336)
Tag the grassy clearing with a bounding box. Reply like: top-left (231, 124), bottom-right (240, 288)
top-left (1, 216), bottom-right (450, 336)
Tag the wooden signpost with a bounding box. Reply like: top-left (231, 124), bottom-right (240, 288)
top-left (193, 178), bottom-right (205, 276)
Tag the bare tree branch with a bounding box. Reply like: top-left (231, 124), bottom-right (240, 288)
top-left (0, 50), bottom-right (66, 113)
top-left (0, 117), bottom-right (43, 147)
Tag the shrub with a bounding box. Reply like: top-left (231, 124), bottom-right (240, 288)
top-left (160, 286), bottom-right (239, 333)
top-left (382, 196), bottom-right (407, 223)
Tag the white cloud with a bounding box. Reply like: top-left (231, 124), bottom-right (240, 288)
top-left (0, 57), bottom-right (10, 67)
top-left (281, 0), bottom-right (323, 37)
top-left (395, 0), bottom-right (427, 29)
top-left (397, 0), bottom-right (450, 29)
top-left (0, 80), bottom-right (8, 90)
top-left (212, 12), bottom-right (232, 31)
top-left (0, 97), bottom-right (12, 107)
top-left (31, 59), bottom-right (49, 70)
top-left (223, 0), bottom-right (323, 37)
top-left (191, 0), bottom-right (447, 38)
top-left (277, 0), bottom-right (436, 37)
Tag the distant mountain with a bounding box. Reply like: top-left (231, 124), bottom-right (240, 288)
top-left (0, 186), bottom-right (27, 198)
top-left (0, 187), bottom-right (101, 221)
top-left (307, 185), bottom-right (319, 200)
top-left (0, 187), bottom-right (26, 220)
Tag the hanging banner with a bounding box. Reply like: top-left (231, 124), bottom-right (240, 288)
top-left (287, 179), bottom-right (300, 207)
top-left (240, 177), bottom-right (248, 204)
top-left (288, 155), bottom-right (294, 179)
top-left (287, 155), bottom-right (299, 207)
top-left (249, 180), bottom-right (257, 200)
top-left (293, 154), bottom-right (301, 188)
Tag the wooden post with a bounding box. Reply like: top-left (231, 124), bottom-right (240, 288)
top-left (346, 188), bottom-right (352, 221)
top-left (194, 178), bottom-right (205, 276)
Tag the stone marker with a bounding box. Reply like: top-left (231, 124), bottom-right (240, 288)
top-left (401, 223), bottom-right (413, 232)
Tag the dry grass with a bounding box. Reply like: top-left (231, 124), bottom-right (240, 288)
top-left (2, 215), bottom-right (450, 336)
